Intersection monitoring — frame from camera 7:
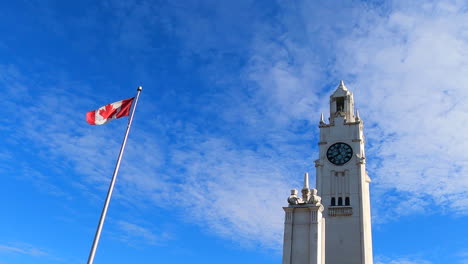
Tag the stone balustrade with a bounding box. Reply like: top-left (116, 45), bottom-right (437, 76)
top-left (328, 206), bottom-right (353, 217)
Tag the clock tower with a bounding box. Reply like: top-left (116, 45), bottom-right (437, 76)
top-left (315, 80), bottom-right (373, 264)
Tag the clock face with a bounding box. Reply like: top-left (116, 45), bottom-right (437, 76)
top-left (327, 143), bottom-right (353, 165)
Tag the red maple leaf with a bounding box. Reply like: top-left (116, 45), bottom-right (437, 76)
top-left (98, 104), bottom-right (116, 119)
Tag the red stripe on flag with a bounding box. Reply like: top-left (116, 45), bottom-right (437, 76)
top-left (86, 110), bottom-right (96, 125)
top-left (115, 98), bottom-right (133, 118)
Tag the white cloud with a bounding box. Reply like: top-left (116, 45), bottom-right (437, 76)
top-left (0, 243), bottom-right (48, 257)
top-left (375, 256), bottom-right (432, 264)
top-left (204, 0), bottom-right (468, 246)
top-left (0, 63), bottom-right (298, 251)
top-left (242, 0), bottom-right (468, 220)
top-left (333, 0), bottom-right (468, 215)
top-left (169, 137), bottom-right (299, 250)
top-left (2, 0), bottom-right (468, 254)
top-left (115, 220), bottom-right (172, 246)
top-left (457, 250), bottom-right (468, 264)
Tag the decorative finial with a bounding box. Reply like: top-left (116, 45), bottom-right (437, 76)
top-left (338, 80), bottom-right (348, 90)
top-left (303, 172), bottom-right (309, 189)
top-left (302, 172), bottom-right (311, 202)
top-left (356, 109), bottom-right (361, 121)
top-left (320, 113), bottom-right (325, 125)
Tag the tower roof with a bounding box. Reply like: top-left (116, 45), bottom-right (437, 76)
top-left (331, 80), bottom-right (352, 97)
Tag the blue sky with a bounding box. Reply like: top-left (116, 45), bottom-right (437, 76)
top-left (0, 0), bottom-right (467, 263)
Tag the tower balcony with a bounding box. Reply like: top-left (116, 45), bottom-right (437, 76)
top-left (328, 206), bottom-right (353, 217)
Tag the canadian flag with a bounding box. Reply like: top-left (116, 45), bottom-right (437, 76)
top-left (86, 97), bottom-right (134, 125)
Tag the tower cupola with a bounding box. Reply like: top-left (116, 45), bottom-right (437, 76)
top-left (329, 80), bottom-right (356, 123)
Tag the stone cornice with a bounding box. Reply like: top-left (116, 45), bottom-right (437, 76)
top-left (344, 121), bottom-right (361, 125)
top-left (319, 120), bottom-right (361, 128)
top-left (284, 204), bottom-right (324, 211)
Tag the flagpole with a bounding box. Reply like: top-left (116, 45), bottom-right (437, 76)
top-left (86, 86), bottom-right (143, 264)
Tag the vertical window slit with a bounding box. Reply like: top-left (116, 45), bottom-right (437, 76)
top-left (336, 97), bottom-right (345, 112)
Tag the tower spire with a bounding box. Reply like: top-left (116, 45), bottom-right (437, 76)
top-left (302, 172), bottom-right (311, 202)
top-left (338, 80), bottom-right (348, 90)
top-left (320, 113), bottom-right (325, 125)
top-left (303, 172), bottom-right (309, 189)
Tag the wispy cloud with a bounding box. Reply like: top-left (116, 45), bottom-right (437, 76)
top-left (241, 0), bottom-right (468, 220)
top-left (115, 220), bottom-right (172, 246)
top-left (1, 0), bottom-right (467, 254)
top-left (0, 243), bottom-right (48, 257)
top-left (375, 255), bottom-right (432, 264)
top-left (169, 137), bottom-right (299, 250)
top-left (456, 250), bottom-right (468, 264)
top-left (333, 0), bottom-right (468, 217)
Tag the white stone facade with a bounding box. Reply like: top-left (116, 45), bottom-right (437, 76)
top-left (283, 173), bottom-right (325, 264)
top-left (282, 81), bottom-right (373, 264)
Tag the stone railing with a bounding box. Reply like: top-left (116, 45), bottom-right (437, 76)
top-left (328, 206), bottom-right (353, 217)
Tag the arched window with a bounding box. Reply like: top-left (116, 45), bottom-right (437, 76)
top-left (331, 197), bottom-right (336, 206)
top-left (345, 197), bottom-right (350, 206)
top-left (338, 197), bottom-right (343, 206)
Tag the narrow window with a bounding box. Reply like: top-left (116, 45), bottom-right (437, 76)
top-left (345, 197), bottom-right (350, 206)
top-left (336, 97), bottom-right (345, 112)
top-left (331, 197), bottom-right (336, 206)
top-left (338, 197), bottom-right (343, 206)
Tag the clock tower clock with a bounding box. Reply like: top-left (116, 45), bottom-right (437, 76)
top-left (315, 80), bottom-right (373, 264)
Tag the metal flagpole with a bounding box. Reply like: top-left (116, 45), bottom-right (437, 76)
top-left (86, 86), bottom-right (143, 264)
